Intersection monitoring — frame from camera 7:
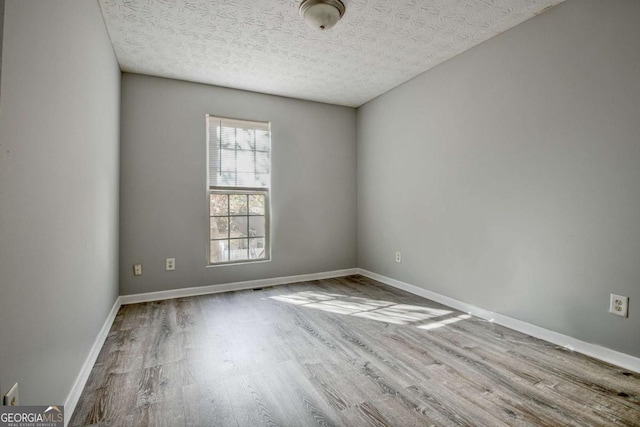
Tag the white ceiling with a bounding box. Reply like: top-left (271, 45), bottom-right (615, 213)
top-left (99, 0), bottom-right (563, 107)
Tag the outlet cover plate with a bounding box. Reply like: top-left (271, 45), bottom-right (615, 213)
top-left (166, 258), bottom-right (175, 271)
top-left (133, 264), bottom-right (143, 276)
top-left (609, 294), bottom-right (629, 317)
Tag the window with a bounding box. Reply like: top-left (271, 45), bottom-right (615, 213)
top-left (207, 116), bottom-right (270, 265)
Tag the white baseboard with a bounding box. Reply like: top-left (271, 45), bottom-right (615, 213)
top-left (64, 295), bottom-right (122, 426)
top-left (358, 269), bottom-right (640, 374)
top-left (119, 268), bottom-right (359, 305)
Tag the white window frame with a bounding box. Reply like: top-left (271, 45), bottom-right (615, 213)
top-left (206, 115), bottom-right (271, 266)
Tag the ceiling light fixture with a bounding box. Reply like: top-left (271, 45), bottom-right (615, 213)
top-left (299, 0), bottom-right (346, 31)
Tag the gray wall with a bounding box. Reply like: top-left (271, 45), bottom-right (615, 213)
top-left (119, 74), bottom-right (357, 295)
top-left (358, 0), bottom-right (640, 357)
top-left (0, 0), bottom-right (120, 404)
top-left (0, 0), bottom-right (4, 97)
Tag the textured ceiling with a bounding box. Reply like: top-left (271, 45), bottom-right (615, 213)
top-left (99, 0), bottom-right (563, 107)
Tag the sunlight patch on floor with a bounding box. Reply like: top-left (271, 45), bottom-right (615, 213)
top-left (418, 314), bottom-right (472, 330)
top-left (270, 291), bottom-right (457, 326)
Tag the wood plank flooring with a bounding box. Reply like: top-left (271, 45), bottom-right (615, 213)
top-left (69, 275), bottom-right (640, 426)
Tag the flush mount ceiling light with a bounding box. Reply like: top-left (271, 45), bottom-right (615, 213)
top-left (299, 0), bottom-right (346, 31)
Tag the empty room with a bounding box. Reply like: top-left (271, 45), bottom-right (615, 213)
top-left (1, 0), bottom-right (639, 426)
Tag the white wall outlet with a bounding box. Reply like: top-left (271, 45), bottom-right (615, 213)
top-left (133, 264), bottom-right (143, 276)
top-left (4, 383), bottom-right (18, 406)
top-left (609, 294), bottom-right (629, 318)
top-left (395, 251), bottom-right (402, 263)
top-left (166, 258), bottom-right (175, 271)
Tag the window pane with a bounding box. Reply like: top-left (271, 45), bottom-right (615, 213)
top-left (236, 129), bottom-right (253, 150)
top-left (256, 151), bottom-right (269, 174)
top-left (221, 127), bottom-right (236, 148)
top-left (255, 130), bottom-right (269, 151)
top-left (210, 194), bottom-right (228, 216)
top-left (249, 216), bottom-right (265, 237)
top-left (217, 171), bottom-right (236, 187)
top-left (210, 217), bottom-right (228, 239)
top-left (211, 171), bottom-right (237, 187)
top-left (229, 195), bottom-right (247, 214)
top-left (230, 216), bottom-right (248, 238)
top-left (234, 172), bottom-right (258, 188)
top-left (210, 240), bottom-right (229, 263)
top-left (230, 238), bottom-right (249, 261)
top-left (236, 150), bottom-right (254, 172)
top-left (220, 149), bottom-right (237, 172)
top-left (254, 173), bottom-right (269, 188)
top-left (249, 238), bottom-right (266, 259)
top-left (249, 194), bottom-right (265, 215)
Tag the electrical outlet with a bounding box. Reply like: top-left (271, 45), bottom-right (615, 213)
top-left (609, 294), bottom-right (629, 318)
top-left (395, 252), bottom-right (401, 263)
top-left (4, 383), bottom-right (18, 406)
top-left (133, 264), bottom-right (143, 276)
top-left (166, 258), bottom-right (175, 271)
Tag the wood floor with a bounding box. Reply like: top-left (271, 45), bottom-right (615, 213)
top-left (69, 275), bottom-right (640, 426)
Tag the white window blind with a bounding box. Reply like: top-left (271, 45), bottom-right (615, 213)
top-left (207, 116), bottom-right (270, 189)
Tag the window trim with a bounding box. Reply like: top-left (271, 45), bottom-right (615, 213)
top-left (205, 115), bottom-right (272, 267)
